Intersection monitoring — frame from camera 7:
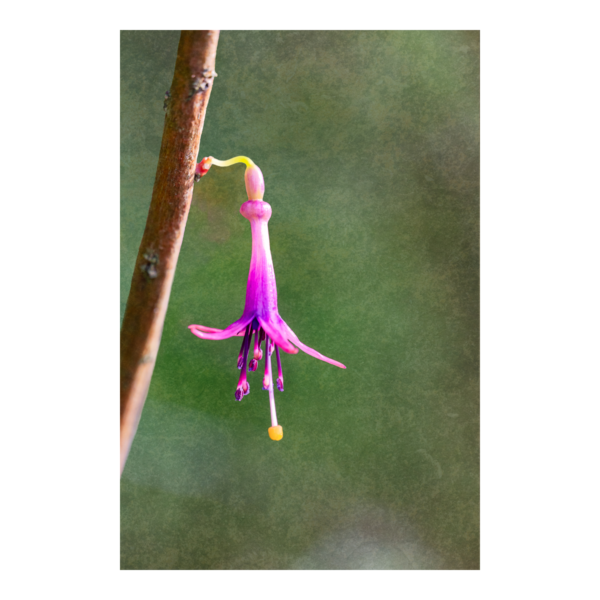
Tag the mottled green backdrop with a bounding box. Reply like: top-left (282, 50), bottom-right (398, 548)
top-left (121, 30), bottom-right (479, 570)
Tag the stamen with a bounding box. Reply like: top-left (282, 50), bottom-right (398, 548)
top-left (253, 326), bottom-right (263, 360)
top-left (275, 346), bottom-right (284, 392)
top-left (265, 338), bottom-right (283, 441)
top-left (263, 335), bottom-right (271, 390)
top-left (235, 325), bottom-right (252, 401)
top-left (237, 333), bottom-right (246, 369)
top-left (248, 320), bottom-right (259, 371)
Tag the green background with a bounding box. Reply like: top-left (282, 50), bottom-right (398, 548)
top-left (121, 30), bottom-right (479, 570)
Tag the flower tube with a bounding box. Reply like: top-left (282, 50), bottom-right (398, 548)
top-left (190, 156), bottom-right (346, 440)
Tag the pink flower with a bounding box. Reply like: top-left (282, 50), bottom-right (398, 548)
top-left (189, 156), bottom-right (346, 440)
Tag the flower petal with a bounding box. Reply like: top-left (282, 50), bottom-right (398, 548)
top-left (258, 317), bottom-right (298, 355)
top-left (188, 325), bottom-right (245, 337)
top-left (189, 316), bottom-right (252, 340)
top-left (284, 324), bottom-right (346, 369)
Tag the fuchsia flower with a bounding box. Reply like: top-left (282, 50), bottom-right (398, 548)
top-left (189, 156), bottom-right (346, 440)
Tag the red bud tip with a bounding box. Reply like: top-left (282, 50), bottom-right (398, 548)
top-left (195, 156), bottom-right (213, 178)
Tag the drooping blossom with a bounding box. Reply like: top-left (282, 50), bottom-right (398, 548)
top-left (189, 156), bottom-right (346, 440)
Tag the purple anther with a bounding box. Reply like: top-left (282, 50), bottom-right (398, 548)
top-left (235, 324), bottom-right (252, 400)
top-left (275, 346), bottom-right (284, 392)
top-left (249, 359), bottom-right (258, 372)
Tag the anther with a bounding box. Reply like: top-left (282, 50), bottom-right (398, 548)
top-left (235, 324), bottom-right (251, 400)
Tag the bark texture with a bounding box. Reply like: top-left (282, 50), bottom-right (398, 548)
top-left (120, 30), bottom-right (220, 474)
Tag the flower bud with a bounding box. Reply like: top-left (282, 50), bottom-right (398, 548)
top-left (244, 164), bottom-right (265, 200)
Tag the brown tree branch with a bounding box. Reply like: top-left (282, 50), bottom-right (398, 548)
top-left (120, 30), bottom-right (220, 475)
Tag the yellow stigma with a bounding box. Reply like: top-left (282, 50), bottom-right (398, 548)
top-left (268, 425), bottom-right (283, 441)
top-left (209, 156), bottom-right (265, 200)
